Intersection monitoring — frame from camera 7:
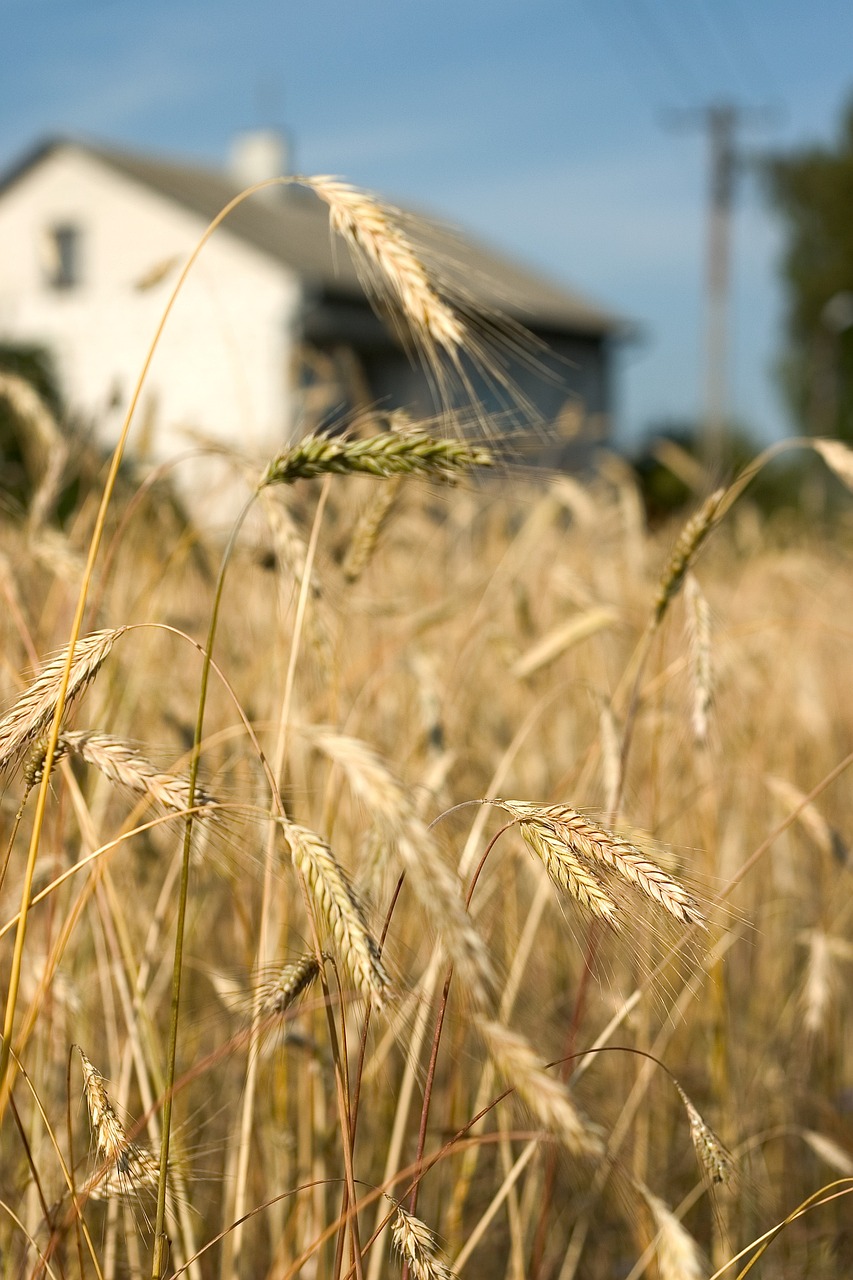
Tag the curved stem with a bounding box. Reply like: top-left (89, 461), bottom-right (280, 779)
top-left (151, 493), bottom-right (255, 1275)
top-left (0, 173), bottom-right (293, 1119)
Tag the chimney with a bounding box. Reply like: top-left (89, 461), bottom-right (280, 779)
top-left (229, 129), bottom-right (290, 197)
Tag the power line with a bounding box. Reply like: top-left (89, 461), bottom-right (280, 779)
top-left (707, 0), bottom-right (782, 105)
top-left (611, 0), bottom-right (700, 105)
top-left (682, 0), bottom-right (753, 98)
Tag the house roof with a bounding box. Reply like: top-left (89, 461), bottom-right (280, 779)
top-left (1, 137), bottom-right (626, 338)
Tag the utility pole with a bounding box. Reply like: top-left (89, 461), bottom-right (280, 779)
top-left (665, 103), bottom-right (776, 476)
top-left (703, 104), bottom-right (736, 473)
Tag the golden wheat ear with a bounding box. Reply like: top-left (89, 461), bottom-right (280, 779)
top-left (305, 177), bottom-right (467, 360)
top-left (390, 1202), bottom-right (460, 1280)
top-left (0, 628), bottom-right (126, 773)
top-left (56, 730), bottom-right (218, 815)
top-left (477, 1017), bottom-right (604, 1158)
top-left (75, 1045), bottom-right (159, 1206)
top-left (497, 800), bottom-right (707, 930)
top-left (278, 820), bottom-right (392, 1010)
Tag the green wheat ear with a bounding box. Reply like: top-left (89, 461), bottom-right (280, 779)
top-left (261, 428), bottom-right (494, 486)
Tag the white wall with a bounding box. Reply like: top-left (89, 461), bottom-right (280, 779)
top-left (0, 144), bottom-right (301, 516)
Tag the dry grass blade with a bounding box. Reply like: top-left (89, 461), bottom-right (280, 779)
top-left (478, 1018), bottom-right (604, 1157)
top-left (518, 820), bottom-right (620, 927)
top-left (0, 628), bottom-right (125, 773)
top-left (306, 177), bottom-right (466, 357)
top-left (498, 801), bottom-right (706, 929)
top-left (654, 488), bottom-right (725, 626)
top-left (54, 730), bottom-right (218, 816)
top-left (390, 1203), bottom-right (459, 1280)
top-left (279, 821), bottom-right (392, 1009)
top-left (814, 437), bottom-right (853, 493)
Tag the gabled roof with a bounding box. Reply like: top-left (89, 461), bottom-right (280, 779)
top-left (1, 137), bottom-right (625, 337)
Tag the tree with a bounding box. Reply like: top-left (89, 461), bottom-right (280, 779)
top-left (765, 99), bottom-right (853, 441)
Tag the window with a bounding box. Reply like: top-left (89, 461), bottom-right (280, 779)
top-left (43, 223), bottom-right (82, 290)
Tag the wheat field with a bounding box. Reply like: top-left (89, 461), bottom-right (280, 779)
top-left (0, 181), bottom-right (852, 1280)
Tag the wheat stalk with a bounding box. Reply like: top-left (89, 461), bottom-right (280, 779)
top-left (0, 628), bottom-right (125, 773)
top-left (279, 820), bottom-right (391, 1009)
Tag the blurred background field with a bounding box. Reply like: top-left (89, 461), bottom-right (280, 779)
top-left (1, 407), bottom-right (853, 1275)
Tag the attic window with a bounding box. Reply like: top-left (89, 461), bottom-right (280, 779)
top-left (43, 223), bottom-right (83, 290)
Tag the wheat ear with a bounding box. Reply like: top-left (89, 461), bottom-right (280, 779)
top-left (306, 177), bottom-right (466, 356)
top-left (77, 1046), bottom-right (158, 1200)
top-left (673, 1082), bottom-right (736, 1188)
top-left (0, 628), bottom-right (125, 773)
top-left (343, 473), bottom-right (404, 582)
top-left (279, 821), bottom-right (391, 1009)
top-left (390, 1203), bottom-right (459, 1280)
top-left (498, 801), bottom-right (706, 929)
top-left (684, 573), bottom-right (712, 744)
top-left (56, 730), bottom-right (218, 816)
top-left (637, 1184), bottom-right (706, 1280)
top-left (478, 1018), bottom-right (603, 1157)
top-left (302, 725), bottom-right (495, 1006)
top-left (262, 428), bottom-right (492, 487)
top-left (257, 953), bottom-right (323, 1016)
top-left (518, 820), bottom-right (620, 927)
top-left (654, 488), bottom-right (725, 626)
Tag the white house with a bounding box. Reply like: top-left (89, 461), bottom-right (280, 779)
top-left (0, 134), bottom-right (626, 504)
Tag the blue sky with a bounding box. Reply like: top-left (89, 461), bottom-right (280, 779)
top-left (3, 1), bottom-right (852, 447)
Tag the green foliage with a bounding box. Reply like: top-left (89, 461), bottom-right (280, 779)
top-left (633, 420), bottom-right (810, 520)
top-left (764, 98), bottom-right (853, 440)
top-left (0, 343), bottom-right (64, 510)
